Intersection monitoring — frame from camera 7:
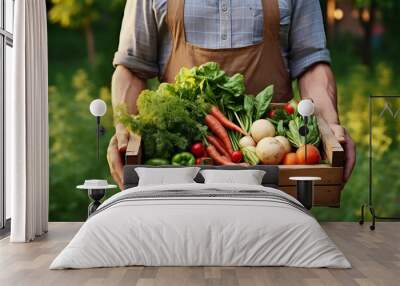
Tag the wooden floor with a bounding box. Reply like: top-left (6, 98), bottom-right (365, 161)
top-left (0, 222), bottom-right (399, 286)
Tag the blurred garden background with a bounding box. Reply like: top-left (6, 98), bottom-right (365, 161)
top-left (47, 0), bottom-right (400, 221)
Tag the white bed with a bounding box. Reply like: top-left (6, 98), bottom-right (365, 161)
top-left (50, 183), bottom-right (351, 269)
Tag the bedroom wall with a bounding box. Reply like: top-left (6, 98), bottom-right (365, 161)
top-left (46, 0), bottom-right (400, 222)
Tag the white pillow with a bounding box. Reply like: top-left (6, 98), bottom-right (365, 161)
top-left (135, 167), bottom-right (200, 186)
top-left (200, 169), bottom-right (266, 185)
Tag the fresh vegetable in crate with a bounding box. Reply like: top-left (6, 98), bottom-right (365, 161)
top-left (116, 88), bottom-right (206, 160)
top-left (172, 152), bottom-right (196, 166)
top-left (191, 142), bottom-right (206, 158)
top-left (117, 61), bottom-right (323, 167)
top-left (296, 144), bottom-right (321, 164)
top-left (285, 116), bottom-right (320, 148)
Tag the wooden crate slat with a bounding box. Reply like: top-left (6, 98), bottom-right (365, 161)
top-left (316, 116), bottom-right (345, 167)
top-left (125, 133), bottom-right (142, 165)
top-left (279, 185), bottom-right (342, 207)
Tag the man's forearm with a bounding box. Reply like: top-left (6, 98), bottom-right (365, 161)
top-left (298, 63), bottom-right (339, 125)
top-left (111, 65), bottom-right (146, 129)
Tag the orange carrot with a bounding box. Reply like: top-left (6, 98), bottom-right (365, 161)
top-left (204, 114), bottom-right (234, 154)
top-left (207, 135), bottom-right (230, 158)
top-left (206, 145), bottom-right (235, 165)
top-left (210, 106), bottom-right (247, 135)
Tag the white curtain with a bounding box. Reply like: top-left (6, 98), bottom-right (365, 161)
top-left (8, 0), bottom-right (49, 242)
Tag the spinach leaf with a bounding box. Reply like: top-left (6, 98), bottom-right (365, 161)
top-left (244, 95), bottom-right (255, 118)
top-left (254, 85), bottom-right (273, 120)
top-left (217, 73), bottom-right (245, 97)
top-left (195, 62), bottom-right (226, 81)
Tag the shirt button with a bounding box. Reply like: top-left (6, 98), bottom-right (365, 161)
top-left (221, 34), bottom-right (227, 40)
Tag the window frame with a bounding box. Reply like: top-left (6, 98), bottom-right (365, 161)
top-left (0, 0), bottom-right (13, 232)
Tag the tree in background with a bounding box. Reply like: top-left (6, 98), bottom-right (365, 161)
top-left (48, 0), bottom-right (125, 66)
top-left (353, 0), bottom-right (400, 66)
top-left (354, 0), bottom-right (377, 66)
top-left (49, 0), bottom-right (99, 65)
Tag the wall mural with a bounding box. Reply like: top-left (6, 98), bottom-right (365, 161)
top-left (47, 0), bottom-right (400, 222)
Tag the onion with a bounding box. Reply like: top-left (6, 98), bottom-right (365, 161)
top-left (256, 137), bottom-right (286, 165)
top-left (239, 136), bottom-right (256, 148)
top-left (274, 136), bottom-right (291, 154)
top-left (250, 119), bottom-right (275, 142)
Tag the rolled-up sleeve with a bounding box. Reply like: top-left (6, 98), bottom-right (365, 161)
top-left (288, 0), bottom-right (331, 78)
top-left (113, 0), bottom-right (159, 79)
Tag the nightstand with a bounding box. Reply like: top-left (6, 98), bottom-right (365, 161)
top-left (289, 176), bottom-right (321, 210)
top-left (77, 180), bottom-right (117, 216)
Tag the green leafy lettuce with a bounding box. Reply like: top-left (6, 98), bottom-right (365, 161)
top-left (117, 88), bottom-right (206, 160)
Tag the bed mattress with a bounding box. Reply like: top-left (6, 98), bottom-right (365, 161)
top-left (50, 183), bottom-right (350, 269)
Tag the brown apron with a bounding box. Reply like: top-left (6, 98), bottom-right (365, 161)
top-left (162, 0), bottom-right (292, 102)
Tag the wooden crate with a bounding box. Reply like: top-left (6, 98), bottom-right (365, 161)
top-left (124, 112), bottom-right (345, 207)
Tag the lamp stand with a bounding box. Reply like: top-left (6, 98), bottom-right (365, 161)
top-left (96, 116), bottom-right (100, 160)
top-left (299, 116), bottom-right (309, 163)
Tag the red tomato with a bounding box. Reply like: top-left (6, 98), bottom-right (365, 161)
top-left (296, 144), bottom-right (321, 165)
top-left (231, 151), bottom-right (243, 163)
top-left (284, 102), bottom-right (296, 115)
top-left (191, 142), bottom-right (205, 158)
top-left (268, 110), bottom-right (276, 118)
top-left (282, 153), bottom-right (298, 165)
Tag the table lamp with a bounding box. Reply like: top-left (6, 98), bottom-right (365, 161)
top-left (76, 100), bottom-right (114, 217)
top-left (89, 99), bottom-right (107, 160)
top-left (291, 99), bottom-right (319, 209)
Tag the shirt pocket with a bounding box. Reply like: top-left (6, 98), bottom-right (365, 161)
top-left (231, 0), bottom-right (263, 47)
top-left (250, 3), bottom-right (264, 44)
top-left (205, 0), bottom-right (219, 7)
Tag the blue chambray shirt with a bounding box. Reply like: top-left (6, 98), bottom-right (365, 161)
top-left (113, 0), bottom-right (330, 79)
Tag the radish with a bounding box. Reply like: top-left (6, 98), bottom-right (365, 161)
top-left (231, 151), bottom-right (243, 163)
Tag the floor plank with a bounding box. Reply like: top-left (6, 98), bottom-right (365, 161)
top-left (0, 222), bottom-right (399, 286)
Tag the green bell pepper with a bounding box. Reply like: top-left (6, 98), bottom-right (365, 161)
top-left (171, 152), bottom-right (195, 166)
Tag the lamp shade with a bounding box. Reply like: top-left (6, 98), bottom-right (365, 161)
top-left (89, 99), bottom-right (107, 117)
top-left (298, 99), bottom-right (315, 117)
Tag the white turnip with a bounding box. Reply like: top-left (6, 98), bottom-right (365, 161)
top-left (274, 136), bottom-right (291, 154)
top-left (256, 137), bottom-right (286, 165)
top-left (239, 136), bottom-right (256, 148)
top-left (250, 119), bottom-right (275, 142)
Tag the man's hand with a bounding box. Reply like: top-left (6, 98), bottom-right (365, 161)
top-left (107, 124), bottom-right (129, 190)
top-left (109, 66), bottom-right (146, 190)
top-left (329, 123), bottom-right (356, 182)
top-left (299, 63), bottom-right (356, 182)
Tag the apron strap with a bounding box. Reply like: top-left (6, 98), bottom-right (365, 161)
top-left (166, 0), bottom-right (186, 48)
top-left (262, 0), bottom-right (280, 42)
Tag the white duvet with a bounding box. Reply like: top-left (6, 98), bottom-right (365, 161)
top-left (50, 183), bottom-right (350, 269)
